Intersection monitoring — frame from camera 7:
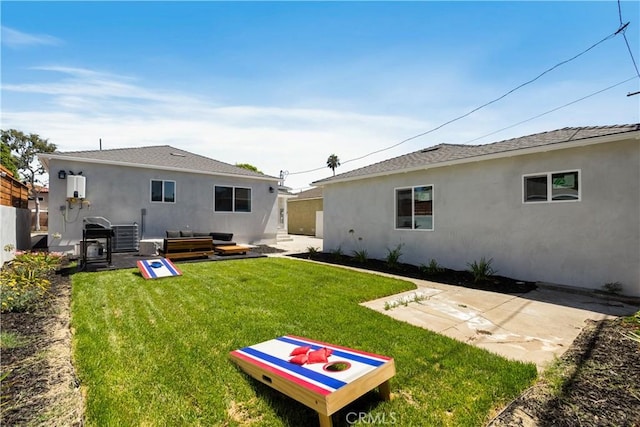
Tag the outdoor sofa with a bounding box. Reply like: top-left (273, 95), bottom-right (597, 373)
top-left (160, 230), bottom-right (236, 260)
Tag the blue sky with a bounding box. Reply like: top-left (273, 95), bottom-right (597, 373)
top-left (2, 1), bottom-right (639, 190)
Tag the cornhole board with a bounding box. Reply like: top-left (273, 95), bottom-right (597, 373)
top-left (230, 335), bottom-right (395, 427)
top-left (215, 245), bottom-right (248, 255)
top-left (136, 258), bottom-right (182, 279)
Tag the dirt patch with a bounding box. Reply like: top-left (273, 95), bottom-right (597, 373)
top-left (1, 271), bottom-right (83, 426)
top-left (488, 318), bottom-right (640, 427)
top-left (289, 252), bottom-right (537, 294)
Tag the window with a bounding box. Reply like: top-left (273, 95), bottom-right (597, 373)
top-left (151, 180), bottom-right (176, 203)
top-left (215, 186), bottom-right (252, 212)
top-left (523, 170), bottom-right (579, 203)
top-left (234, 187), bottom-right (251, 212)
top-left (395, 185), bottom-right (433, 230)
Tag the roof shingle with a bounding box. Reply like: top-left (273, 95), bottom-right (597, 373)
top-left (314, 124), bottom-right (640, 184)
top-left (45, 145), bottom-right (276, 179)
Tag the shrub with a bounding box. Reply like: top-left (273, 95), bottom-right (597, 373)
top-left (306, 246), bottom-right (319, 255)
top-left (467, 257), bottom-right (496, 283)
top-left (420, 259), bottom-right (444, 275)
top-left (602, 282), bottom-right (623, 294)
top-left (352, 249), bottom-right (369, 263)
top-left (330, 246), bottom-right (344, 261)
top-left (385, 244), bottom-right (404, 269)
top-left (1, 252), bottom-right (63, 312)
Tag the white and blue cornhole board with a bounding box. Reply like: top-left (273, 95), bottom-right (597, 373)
top-left (137, 258), bottom-right (182, 279)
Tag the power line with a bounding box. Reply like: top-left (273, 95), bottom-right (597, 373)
top-left (623, 33), bottom-right (640, 79)
top-left (463, 76), bottom-right (638, 144)
top-left (617, 0), bottom-right (623, 25)
top-left (288, 26), bottom-right (624, 176)
top-left (616, 0), bottom-right (640, 82)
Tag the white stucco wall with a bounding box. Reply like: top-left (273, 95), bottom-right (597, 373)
top-left (47, 159), bottom-right (279, 252)
top-left (0, 206), bottom-right (31, 265)
top-left (323, 138), bottom-right (640, 297)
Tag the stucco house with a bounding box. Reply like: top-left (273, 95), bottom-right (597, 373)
top-left (314, 124), bottom-right (640, 297)
top-left (39, 145), bottom-right (280, 253)
top-left (287, 187), bottom-right (323, 237)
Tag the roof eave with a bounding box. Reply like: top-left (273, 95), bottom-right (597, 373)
top-left (316, 130), bottom-right (640, 186)
top-left (38, 153), bottom-right (278, 182)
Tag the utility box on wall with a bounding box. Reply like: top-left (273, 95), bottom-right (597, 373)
top-left (66, 175), bottom-right (86, 198)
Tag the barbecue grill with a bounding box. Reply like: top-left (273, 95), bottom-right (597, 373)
top-left (82, 217), bottom-right (114, 267)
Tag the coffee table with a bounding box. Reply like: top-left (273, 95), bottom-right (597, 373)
top-left (214, 245), bottom-right (248, 255)
top-left (230, 335), bottom-right (395, 427)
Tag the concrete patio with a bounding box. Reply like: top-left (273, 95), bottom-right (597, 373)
top-left (269, 236), bottom-right (638, 370)
top-left (361, 278), bottom-right (638, 370)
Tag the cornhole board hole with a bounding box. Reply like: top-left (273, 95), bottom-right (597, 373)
top-left (136, 258), bottom-right (182, 279)
top-left (230, 335), bottom-right (395, 427)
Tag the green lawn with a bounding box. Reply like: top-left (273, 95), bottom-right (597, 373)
top-left (72, 258), bottom-right (536, 426)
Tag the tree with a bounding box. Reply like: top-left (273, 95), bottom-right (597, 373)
top-left (1, 141), bottom-right (19, 177)
top-left (1, 129), bottom-right (57, 231)
top-left (235, 163), bottom-right (263, 174)
top-left (326, 154), bottom-right (340, 176)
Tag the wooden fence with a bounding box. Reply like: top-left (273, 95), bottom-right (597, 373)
top-left (0, 165), bottom-right (28, 209)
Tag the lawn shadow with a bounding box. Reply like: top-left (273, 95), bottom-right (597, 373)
top-left (236, 369), bottom-right (391, 426)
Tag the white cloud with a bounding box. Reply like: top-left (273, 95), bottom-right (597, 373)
top-left (2, 66), bottom-right (431, 190)
top-left (2, 65), bottom-right (638, 191)
top-left (1, 26), bottom-right (62, 48)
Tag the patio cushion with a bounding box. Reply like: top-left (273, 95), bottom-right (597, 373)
top-left (289, 345), bottom-right (311, 356)
top-left (180, 230), bottom-right (194, 237)
top-left (166, 230), bottom-right (180, 238)
top-left (210, 232), bottom-right (233, 241)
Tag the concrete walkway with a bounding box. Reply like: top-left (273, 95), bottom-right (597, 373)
top-left (362, 279), bottom-right (638, 370)
top-left (272, 235), bottom-right (639, 371)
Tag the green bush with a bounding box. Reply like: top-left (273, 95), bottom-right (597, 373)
top-left (1, 252), bottom-right (63, 312)
top-left (352, 249), bottom-right (369, 263)
top-left (467, 257), bottom-right (497, 283)
top-left (385, 244), bottom-right (404, 269)
top-left (330, 246), bottom-right (344, 261)
top-left (420, 259), bottom-right (444, 275)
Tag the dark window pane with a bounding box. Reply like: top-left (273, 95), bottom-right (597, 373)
top-left (235, 187), bottom-right (251, 212)
top-left (151, 180), bottom-right (163, 202)
top-left (396, 188), bottom-right (412, 229)
top-left (164, 181), bottom-right (175, 202)
top-left (215, 186), bottom-right (233, 211)
top-left (414, 186), bottom-right (433, 229)
top-left (524, 176), bottom-right (547, 202)
top-left (551, 172), bottom-right (579, 200)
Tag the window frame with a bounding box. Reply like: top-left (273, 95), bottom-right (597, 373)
top-left (522, 169), bottom-right (581, 204)
top-left (150, 179), bottom-right (176, 203)
top-left (394, 184), bottom-right (434, 231)
top-left (214, 185), bottom-right (252, 213)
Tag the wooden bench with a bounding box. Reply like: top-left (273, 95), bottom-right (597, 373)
top-left (159, 238), bottom-right (214, 260)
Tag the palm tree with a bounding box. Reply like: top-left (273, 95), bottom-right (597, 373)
top-left (326, 154), bottom-right (340, 176)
